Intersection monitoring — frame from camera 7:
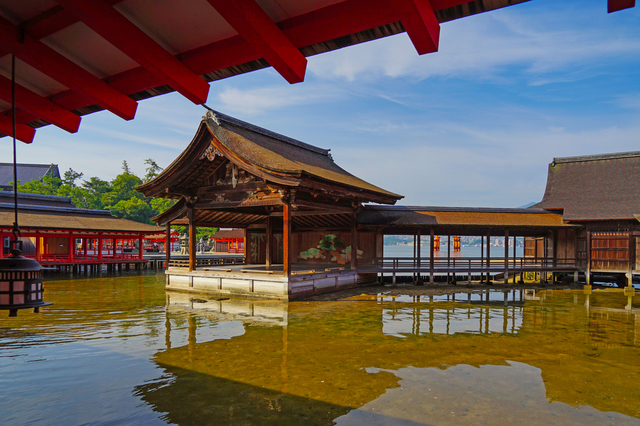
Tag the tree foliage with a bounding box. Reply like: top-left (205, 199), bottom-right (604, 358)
top-left (15, 161), bottom-right (175, 224)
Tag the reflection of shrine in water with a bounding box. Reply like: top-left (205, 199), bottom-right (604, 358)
top-left (138, 288), bottom-right (640, 425)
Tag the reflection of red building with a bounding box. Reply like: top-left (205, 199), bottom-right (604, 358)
top-left (211, 229), bottom-right (245, 254)
top-left (0, 193), bottom-right (162, 266)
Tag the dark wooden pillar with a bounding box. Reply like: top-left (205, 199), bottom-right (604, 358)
top-left (165, 223), bottom-right (171, 269)
top-left (266, 215), bottom-right (272, 268)
top-left (351, 209), bottom-right (358, 270)
top-left (586, 229), bottom-right (592, 286)
top-left (480, 235), bottom-right (484, 282)
top-left (417, 229), bottom-right (421, 280)
top-left (504, 229), bottom-right (509, 285)
top-left (283, 202), bottom-right (292, 277)
top-left (188, 208), bottom-right (195, 271)
top-left (486, 231), bottom-right (491, 283)
top-left (429, 228), bottom-right (434, 284)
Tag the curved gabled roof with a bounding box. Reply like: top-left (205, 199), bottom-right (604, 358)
top-left (137, 110), bottom-right (402, 204)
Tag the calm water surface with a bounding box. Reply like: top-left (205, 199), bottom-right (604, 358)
top-left (1, 273), bottom-right (639, 425)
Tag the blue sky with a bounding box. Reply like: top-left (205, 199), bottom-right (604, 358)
top-left (16, 0), bottom-right (640, 207)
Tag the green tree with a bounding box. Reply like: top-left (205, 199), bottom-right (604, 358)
top-left (143, 158), bottom-right (163, 182)
top-left (110, 197), bottom-right (155, 224)
top-left (62, 168), bottom-right (83, 187)
top-left (15, 173), bottom-right (61, 195)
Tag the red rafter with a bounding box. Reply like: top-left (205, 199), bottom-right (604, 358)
top-left (0, 115), bottom-right (35, 144)
top-left (7, 0), bottom-right (492, 127)
top-left (608, 0), bottom-right (635, 12)
top-left (0, 75), bottom-right (80, 133)
top-left (0, 16), bottom-right (137, 121)
top-left (54, 0), bottom-right (209, 104)
top-left (400, 0), bottom-right (441, 54)
top-left (206, 0), bottom-right (307, 84)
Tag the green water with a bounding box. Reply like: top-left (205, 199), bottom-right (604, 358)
top-left (1, 273), bottom-right (640, 425)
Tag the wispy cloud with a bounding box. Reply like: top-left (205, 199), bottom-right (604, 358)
top-left (307, 5), bottom-right (640, 84)
top-left (216, 84), bottom-right (341, 115)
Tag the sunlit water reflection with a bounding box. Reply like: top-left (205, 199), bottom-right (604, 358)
top-left (1, 273), bottom-right (639, 425)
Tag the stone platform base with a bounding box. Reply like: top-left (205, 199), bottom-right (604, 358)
top-left (165, 267), bottom-right (367, 300)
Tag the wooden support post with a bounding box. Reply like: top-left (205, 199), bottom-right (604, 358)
top-left (504, 229), bottom-right (509, 285)
top-left (447, 234), bottom-right (451, 283)
top-left (98, 234), bottom-right (103, 261)
top-left (165, 223), bottom-right (171, 269)
top-left (417, 229), bottom-right (421, 284)
top-left (266, 215), bottom-right (272, 268)
top-left (188, 208), bottom-right (195, 272)
top-left (429, 228), bottom-right (434, 285)
top-left (351, 209), bottom-right (358, 271)
top-left (138, 236), bottom-right (143, 260)
top-left (283, 202), bottom-right (292, 277)
top-left (486, 231), bottom-right (491, 284)
top-left (586, 230), bottom-right (592, 286)
top-left (480, 235), bottom-right (484, 283)
top-left (513, 235), bottom-right (517, 284)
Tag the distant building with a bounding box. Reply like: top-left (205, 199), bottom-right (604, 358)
top-left (533, 151), bottom-right (640, 283)
top-left (0, 163), bottom-right (60, 191)
top-left (0, 192), bottom-right (161, 267)
top-left (211, 229), bottom-right (245, 253)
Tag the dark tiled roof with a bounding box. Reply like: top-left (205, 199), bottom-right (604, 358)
top-left (532, 151), bottom-right (640, 221)
top-left (0, 163), bottom-right (59, 187)
top-left (358, 206), bottom-right (568, 227)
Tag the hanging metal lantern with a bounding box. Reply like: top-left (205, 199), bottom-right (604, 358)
top-left (0, 55), bottom-right (52, 317)
top-left (0, 241), bottom-right (51, 317)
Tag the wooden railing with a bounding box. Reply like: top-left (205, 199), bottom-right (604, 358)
top-left (168, 257), bottom-right (245, 268)
top-left (368, 256), bottom-right (578, 272)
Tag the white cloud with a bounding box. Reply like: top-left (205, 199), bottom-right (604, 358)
top-left (216, 84), bottom-right (340, 115)
top-left (307, 6), bottom-right (640, 84)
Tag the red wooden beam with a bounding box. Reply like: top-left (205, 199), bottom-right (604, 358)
top-left (608, 0), bottom-right (635, 12)
top-left (54, 0), bottom-right (209, 105)
top-left (8, 0), bottom-right (469, 126)
top-left (0, 75), bottom-right (81, 133)
top-left (0, 16), bottom-right (137, 121)
top-left (205, 0), bottom-right (307, 84)
top-left (400, 0), bottom-right (441, 55)
top-left (0, 116), bottom-right (35, 144)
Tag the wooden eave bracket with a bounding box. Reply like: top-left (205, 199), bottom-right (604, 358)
top-left (0, 16), bottom-right (137, 121)
top-left (54, 0), bottom-right (209, 104)
top-left (401, 0), bottom-right (441, 55)
top-left (206, 0), bottom-right (307, 84)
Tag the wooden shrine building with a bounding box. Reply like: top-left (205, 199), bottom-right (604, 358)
top-left (0, 192), bottom-right (162, 271)
top-left (137, 111), bottom-right (589, 300)
top-left (532, 151), bottom-right (640, 285)
top-left (136, 110), bottom-right (402, 299)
